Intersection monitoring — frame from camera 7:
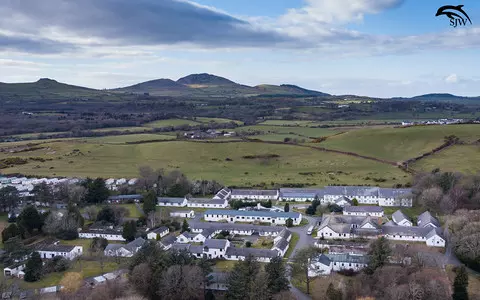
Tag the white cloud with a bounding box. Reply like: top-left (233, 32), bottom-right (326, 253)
top-left (445, 73), bottom-right (458, 84)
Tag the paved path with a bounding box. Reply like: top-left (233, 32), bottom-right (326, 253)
top-left (286, 214), bottom-right (319, 300)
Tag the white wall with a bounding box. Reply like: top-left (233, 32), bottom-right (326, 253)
top-left (204, 213), bottom-right (301, 225)
top-left (317, 227), bottom-right (352, 239)
top-left (343, 211), bottom-right (383, 217)
top-left (79, 232), bottom-right (125, 241)
top-left (147, 229), bottom-right (169, 240)
top-left (38, 246), bottom-right (83, 260)
top-left (426, 235), bottom-right (446, 247)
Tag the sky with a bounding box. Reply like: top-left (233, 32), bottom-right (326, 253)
top-left (0, 0), bottom-right (479, 97)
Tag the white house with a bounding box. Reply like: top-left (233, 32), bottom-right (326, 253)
top-left (158, 235), bottom-right (176, 250)
top-left (187, 198), bottom-right (229, 209)
top-left (322, 186), bottom-right (412, 207)
top-left (104, 238), bottom-right (146, 257)
top-left (3, 262), bottom-right (26, 278)
top-left (204, 209), bottom-right (302, 225)
top-left (79, 229), bottom-right (125, 241)
top-left (317, 214), bottom-right (381, 240)
top-left (391, 210), bottom-right (413, 227)
top-left (309, 253), bottom-right (369, 277)
top-left (279, 188), bottom-right (321, 202)
top-left (37, 245), bottom-right (83, 260)
top-left (229, 189), bottom-right (279, 201)
top-left (343, 206), bottom-right (384, 217)
top-left (157, 197), bottom-right (188, 207)
top-left (225, 247), bottom-right (280, 263)
top-left (382, 225), bottom-right (445, 247)
top-left (203, 239), bottom-right (230, 259)
top-left (147, 226), bottom-right (170, 240)
top-left (170, 210), bottom-right (195, 218)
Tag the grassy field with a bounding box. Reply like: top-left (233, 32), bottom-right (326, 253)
top-left (214, 260), bottom-right (237, 272)
top-left (195, 117), bottom-right (243, 125)
top-left (91, 127), bottom-right (152, 133)
top-left (86, 134), bottom-right (176, 144)
top-left (19, 259), bottom-right (120, 289)
top-left (383, 206), bottom-right (426, 222)
top-left (321, 124), bottom-right (480, 162)
top-left (0, 140), bottom-right (409, 186)
top-left (284, 232), bottom-right (299, 259)
top-left (116, 203), bottom-right (143, 218)
top-left (259, 120), bottom-right (318, 127)
top-left (144, 119), bottom-right (201, 128)
top-left (247, 134), bottom-right (312, 142)
top-left (234, 125), bottom-right (339, 138)
top-left (411, 145), bottom-right (480, 174)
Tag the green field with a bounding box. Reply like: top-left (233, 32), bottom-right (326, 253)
top-left (195, 117), bottom-right (243, 125)
top-left (411, 145), bottom-right (480, 174)
top-left (91, 127), bottom-right (152, 133)
top-left (259, 120), bottom-right (318, 127)
top-left (234, 125), bottom-right (338, 138)
top-left (248, 134), bottom-right (312, 142)
top-left (321, 124), bottom-right (480, 162)
top-left (144, 119), bottom-right (201, 128)
top-left (86, 133), bottom-right (176, 144)
top-left (0, 140), bottom-right (408, 186)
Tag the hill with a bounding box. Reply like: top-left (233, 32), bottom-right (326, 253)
top-left (255, 84), bottom-right (330, 96)
top-left (113, 78), bottom-right (191, 95)
top-left (177, 73), bottom-right (237, 86)
top-left (0, 78), bottom-right (100, 100)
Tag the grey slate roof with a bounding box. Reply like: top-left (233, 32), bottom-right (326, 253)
top-left (104, 244), bottom-right (123, 252)
top-left (200, 228), bottom-right (215, 238)
top-left (214, 188), bottom-right (231, 200)
top-left (159, 235), bottom-right (177, 247)
top-left (171, 243), bottom-right (191, 251)
top-left (311, 254), bottom-right (331, 266)
top-left (392, 210), bottom-right (410, 224)
top-left (231, 189), bottom-right (278, 196)
top-left (225, 247), bottom-right (279, 258)
top-left (425, 227), bottom-right (444, 240)
top-left (157, 197), bottom-right (185, 204)
top-left (326, 253), bottom-right (369, 264)
top-left (127, 237), bottom-right (146, 249)
top-left (204, 209), bottom-right (300, 219)
top-left (417, 211), bottom-right (440, 228)
top-left (278, 228), bottom-right (292, 241)
top-left (279, 188), bottom-right (322, 198)
top-left (204, 239), bottom-right (228, 249)
top-left (207, 272), bottom-right (228, 284)
top-left (381, 225), bottom-right (437, 238)
top-left (189, 245), bottom-right (204, 255)
top-left (344, 206), bottom-right (384, 213)
top-left (108, 194), bottom-right (143, 200)
top-left (324, 186), bottom-right (379, 197)
top-left (360, 216), bottom-right (379, 229)
top-left (383, 220), bottom-right (396, 226)
top-left (150, 226), bottom-right (169, 234)
top-left (189, 221), bottom-right (283, 234)
top-left (37, 245), bottom-right (76, 252)
top-left (378, 188), bottom-right (412, 199)
top-left (273, 238), bottom-right (289, 252)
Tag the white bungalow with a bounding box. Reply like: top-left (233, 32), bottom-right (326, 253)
top-left (343, 206), bottom-right (384, 217)
top-left (391, 210), bottom-right (413, 227)
top-left (37, 245), bottom-right (83, 260)
top-left (146, 226), bottom-right (170, 240)
top-left (79, 229), bottom-right (125, 241)
top-left (104, 238), bottom-right (146, 257)
top-left (229, 189), bottom-right (279, 201)
top-left (157, 197), bottom-right (188, 207)
top-left (225, 247), bottom-right (279, 263)
top-left (170, 210), bottom-right (195, 218)
top-left (187, 198), bottom-right (229, 209)
top-left (3, 262), bottom-right (26, 278)
top-left (309, 253), bottom-right (368, 276)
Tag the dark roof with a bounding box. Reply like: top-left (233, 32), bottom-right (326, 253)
top-left (344, 206), bottom-right (384, 213)
top-left (324, 186), bottom-right (379, 197)
top-left (326, 253), bottom-right (369, 264)
top-left (108, 194), bottom-right (143, 200)
top-left (81, 229), bottom-right (123, 235)
top-left (381, 225), bottom-right (436, 238)
top-left (278, 228), bottom-right (292, 240)
top-left (378, 188), bottom-right (412, 199)
top-left (157, 197), bottom-right (186, 204)
top-left (417, 211), bottom-right (440, 228)
top-left (231, 189), bottom-right (278, 196)
top-left (213, 188), bottom-right (231, 200)
top-left (200, 228), bottom-right (215, 238)
top-left (171, 243), bottom-right (191, 251)
top-left (273, 238), bottom-right (289, 251)
top-left (204, 239), bottom-right (228, 249)
top-left (189, 221), bottom-right (283, 234)
top-left (126, 237), bottom-right (146, 249)
top-left (207, 272), bottom-right (228, 284)
top-left (37, 245), bottom-right (76, 252)
top-left (204, 209), bottom-right (300, 219)
top-left (311, 254), bottom-right (331, 266)
top-left (150, 226), bottom-right (169, 234)
top-left (279, 188), bottom-right (322, 198)
top-left (189, 245), bottom-right (204, 254)
top-left (392, 210), bottom-right (410, 224)
top-left (160, 235), bottom-right (176, 246)
top-left (225, 247), bottom-right (279, 258)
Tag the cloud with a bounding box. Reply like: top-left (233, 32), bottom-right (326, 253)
top-left (445, 73), bottom-right (458, 84)
top-left (0, 0), bottom-right (288, 51)
top-left (0, 32), bottom-right (76, 54)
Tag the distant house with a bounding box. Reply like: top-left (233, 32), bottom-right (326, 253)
top-left (107, 194), bottom-right (143, 203)
top-left (230, 189), bottom-right (279, 201)
top-left (204, 209), bottom-right (302, 225)
top-left (309, 253), bottom-right (369, 276)
top-left (146, 226), bottom-right (170, 240)
top-left (202, 239), bottom-right (230, 259)
top-left (170, 210), bottom-right (195, 219)
top-left (104, 238), bottom-right (146, 257)
top-left (391, 210), bottom-right (412, 227)
top-left (417, 211), bottom-right (440, 228)
top-left (382, 225), bottom-right (445, 247)
top-left (343, 206), bottom-right (384, 217)
top-left (187, 198), bottom-right (229, 209)
top-left (157, 197), bottom-right (188, 207)
top-left (322, 186), bottom-right (412, 207)
top-left (37, 245), bottom-right (83, 260)
top-left (79, 229), bottom-right (125, 241)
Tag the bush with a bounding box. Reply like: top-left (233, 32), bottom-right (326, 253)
top-left (245, 241), bottom-right (252, 248)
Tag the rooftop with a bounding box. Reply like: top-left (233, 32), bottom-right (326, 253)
top-left (231, 189), bottom-right (278, 196)
top-left (157, 197), bottom-right (186, 204)
top-left (204, 209), bottom-right (300, 219)
top-left (36, 244), bottom-right (77, 252)
top-left (187, 198), bottom-right (227, 205)
top-left (392, 210), bottom-right (410, 224)
top-left (417, 211), bottom-right (440, 228)
top-left (225, 247), bottom-right (279, 258)
top-left (204, 239), bottom-right (229, 249)
top-left (108, 194), bottom-right (143, 200)
top-left (344, 206), bottom-right (384, 213)
top-left (150, 226), bottom-right (169, 234)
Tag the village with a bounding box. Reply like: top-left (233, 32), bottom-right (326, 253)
top-left (0, 173), bottom-right (450, 298)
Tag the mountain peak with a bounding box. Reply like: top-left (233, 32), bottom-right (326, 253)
top-left (177, 73), bottom-right (237, 86)
top-left (37, 78), bottom-right (58, 83)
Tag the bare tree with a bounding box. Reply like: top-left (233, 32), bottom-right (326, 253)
top-left (130, 263), bottom-right (153, 298)
top-left (84, 205), bottom-right (98, 221)
top-left (418, 187), bottom-right (443, 211)
top-left (147, 211), bottom-right (161, 228)
top-left (158, 265), bottom-right (204, 300)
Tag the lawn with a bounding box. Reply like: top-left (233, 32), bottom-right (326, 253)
top-left (144, 119), bottom-right (201, 128)
top-left (0, 140), bottom-right (409, 187)
top-left (411, 145), bottom-right (480, 174)
top-left (284, 232), bottom-right (299, 259)
top-left (213, 260), bottom-right (238, 272)
top-left (115, 203), bottom-right (143, 218)
top-left (19, 259), bottom-right (120, 289)
top-left (321, 124), bottom-right (480, 162)
top-left (382, 206), bottom-right (426, 222)
top-left (252, 237), bottom-right (274, 249)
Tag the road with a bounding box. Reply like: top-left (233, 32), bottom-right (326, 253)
top-left (286, 214), bottom-right (319, 300)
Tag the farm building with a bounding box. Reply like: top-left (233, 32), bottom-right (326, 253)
top-left (417, 211), bottom-right (440, 228)
top-left (37, 245), bottom-right (83, 260)
top-left (309, 253), bottom-right (369, 276)
top-left (204, 209), bottom-right (302, 225)
top-left (382, 226), bottom-right (445, 247)
top-left (279, 188), bottom-right (322, 202)
top-left (157, 197), bottom-right (188, 207)
top-left (322, 186), bottom-right (412, 207)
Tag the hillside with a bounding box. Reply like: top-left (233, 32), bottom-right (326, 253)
top-left (255, 84), bottom-right (330, 96)
top-left (177, 73), bottom-right (237, 86)
top-left (113, 78), bottom-right (191, 95)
